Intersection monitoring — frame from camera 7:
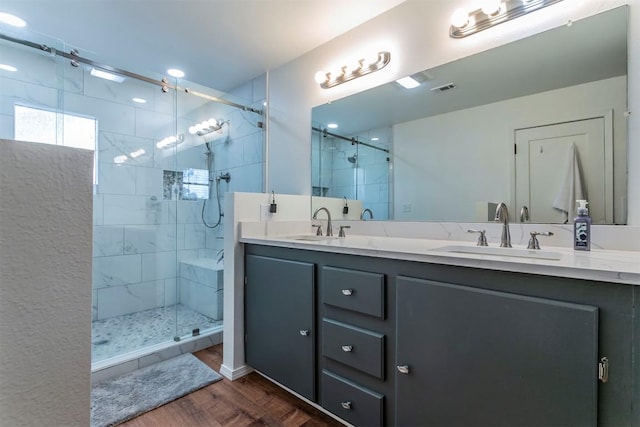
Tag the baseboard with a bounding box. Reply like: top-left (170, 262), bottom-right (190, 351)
top-left (219, 363), bottom-right (254, 381)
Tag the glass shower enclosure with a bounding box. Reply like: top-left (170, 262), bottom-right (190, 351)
top-left (0, 28), bottom-right (265, 366)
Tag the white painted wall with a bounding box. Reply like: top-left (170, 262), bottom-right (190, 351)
top-left (0, 139), bottom-right (93, 427)
top-left (394, 76), bottom-right (627, 222)
top-left (221, 192), bottom-right (312, 379)
top-left (267, 0), bottom-right (640, 224)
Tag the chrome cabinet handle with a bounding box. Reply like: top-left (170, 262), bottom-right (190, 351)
top-left (299, 330), bottom-right (309, 336)
top-left (341, 289), bottom-right (353, 296)
top-left (397, 365), bottom-right (410, 374)
top-left (341, 401), bottom-right (352, 410)
top-left (341, 345), bottom-right (353, 352)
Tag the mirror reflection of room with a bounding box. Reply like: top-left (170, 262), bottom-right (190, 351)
top-left (311, 6), bottom-right (628, 225)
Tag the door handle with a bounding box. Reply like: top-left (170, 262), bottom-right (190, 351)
top-left (397, 365), bottom-right (410, 374)
top-left (299, 330), bottom-right (309, 336)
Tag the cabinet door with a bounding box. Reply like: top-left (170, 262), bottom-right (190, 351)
top-left (396, 276), bottom-right (598, 427)
top-left (245, 255), bottom-right (315, 400)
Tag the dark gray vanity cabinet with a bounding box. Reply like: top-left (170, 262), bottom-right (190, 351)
top-left (395, 276), bottom-right (599, 427)
top-left (244, 244), bottom-right (637, 427)
top-left (244, 254), bottom-right (316, 401)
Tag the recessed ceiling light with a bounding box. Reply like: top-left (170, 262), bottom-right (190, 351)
top-left (0, 12), bottom-right (26, 27)
top-left (0, 64), bottom-right (17, 72)
top-left (132, 97), bottom-right (147, 104)
top-left (167, 68), bottom-right (185, 78)
top-left (396, 76), bottom-right (420, 89)
top-left (327, 123), bottom-right (338, 129)
top-left (90, 67), bottom-right (125, 83)
top-left (371, 137), bottom-right (380, 141)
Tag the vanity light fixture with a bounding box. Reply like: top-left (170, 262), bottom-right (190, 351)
top-left (130, 149), bottom-right (146, 158)
top-left (156, 134), bottom-right (184, 149)
top-left (450, 0), bottom-right (564, 38)
top-left (188, 118), bottom-right (226, 136)
top-left (315, 51), bottom-right (391, 89)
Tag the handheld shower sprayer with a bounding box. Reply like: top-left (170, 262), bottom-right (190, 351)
top-left (201, 142), bottom-right (230, 229)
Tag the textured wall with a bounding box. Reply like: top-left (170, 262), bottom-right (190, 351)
top-left (0, 139), bottom-right (93, 426)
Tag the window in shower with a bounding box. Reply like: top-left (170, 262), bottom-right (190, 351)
top-left (14, 104), bottom-right (97, 182)
top-left (162, 168), bottom-right (209, 200)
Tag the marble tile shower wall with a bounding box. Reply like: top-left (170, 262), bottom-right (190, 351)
top-left (0, 44), bottom-right (265, 322)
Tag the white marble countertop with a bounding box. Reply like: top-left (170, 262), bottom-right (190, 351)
top-left (239, 230), bottom-right (640, 286)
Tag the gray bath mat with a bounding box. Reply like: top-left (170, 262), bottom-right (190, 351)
top-left (91, 353), bottom-right (222, 427)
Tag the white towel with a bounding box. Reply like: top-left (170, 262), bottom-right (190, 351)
top-left (552, 142), bottom-right (586, 223)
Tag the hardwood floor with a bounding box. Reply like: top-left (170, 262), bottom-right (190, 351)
top-left (120, 344), bottom-right (344, 427)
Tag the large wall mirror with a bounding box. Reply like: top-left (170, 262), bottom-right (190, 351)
top-left (311, 6), bottom-right (628, 224)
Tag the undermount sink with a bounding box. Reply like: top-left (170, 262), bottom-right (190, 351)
top-left (434, 245), bottom-right (562, 260)
top-left (289, 235), bottom-right (338, 242)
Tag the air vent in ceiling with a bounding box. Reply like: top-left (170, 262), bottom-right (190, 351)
top-left (430, 83), bottom-right (456, 92)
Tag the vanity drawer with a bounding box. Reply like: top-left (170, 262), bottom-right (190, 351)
top-left (322, 370), bottom-right (383, 427)
top-left (322, 318), bottom-right (384, 379)
top-left (322, 266), bottom-right (385, 318)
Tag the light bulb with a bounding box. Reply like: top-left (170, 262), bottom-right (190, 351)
top-left (481, 0), bottom-right (502, 16)
top-left (363, 52), bottom-right (380, 67)
top-left (451, 9), bottom-right (469, 28)
top-left (207, 118), bottom-right (218, 128)
top-left (314, 70), bottom-right (329, 84)
top-left (188, 126), bottom-right (197, 135)
top-left (346, 59), bottom-right (363, 74)
top-left (330, 66), bottom-right (346, 80)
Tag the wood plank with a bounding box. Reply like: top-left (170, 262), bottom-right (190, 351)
top-left (119, 344), bottom-right (342, 427)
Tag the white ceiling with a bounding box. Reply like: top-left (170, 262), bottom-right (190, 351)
top-left (0, 0), bottom-right (406, 91)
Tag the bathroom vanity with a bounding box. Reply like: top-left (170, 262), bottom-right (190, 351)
top-left (240, 232), bottom-right (639, 427)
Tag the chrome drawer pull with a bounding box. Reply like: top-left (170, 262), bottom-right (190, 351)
top-left (397, 365), bottom-right (410, 374)
top-left (341, 345), bottom-right (353, 352)
top-left (341, 401), bottom-right (352, 410)
top-left (341, 289), bottom-right (353, 296)
top-left (299, 330), bottom-right (309, 336)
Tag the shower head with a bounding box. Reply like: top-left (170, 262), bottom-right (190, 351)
top-left (347, 154), bottom-right (357, 164)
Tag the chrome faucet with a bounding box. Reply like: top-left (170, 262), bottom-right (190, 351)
top-left (312, 207), bottom-right (333, 236)
top-left (360, 208), bottom-right (374, 220)
top-left (494, 202), bottom-right (512, 248)
top-left (520, 205), bottom-right (530, 223)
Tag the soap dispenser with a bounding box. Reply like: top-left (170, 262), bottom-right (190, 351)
top-left (574, 199), bottom-right (591, 251)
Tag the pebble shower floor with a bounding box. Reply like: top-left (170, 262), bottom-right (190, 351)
top-left (91, 304), bottom-right (222, 362)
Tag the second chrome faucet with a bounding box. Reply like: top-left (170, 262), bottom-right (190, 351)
top-left (494, 202), bottom-right (512, 248)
